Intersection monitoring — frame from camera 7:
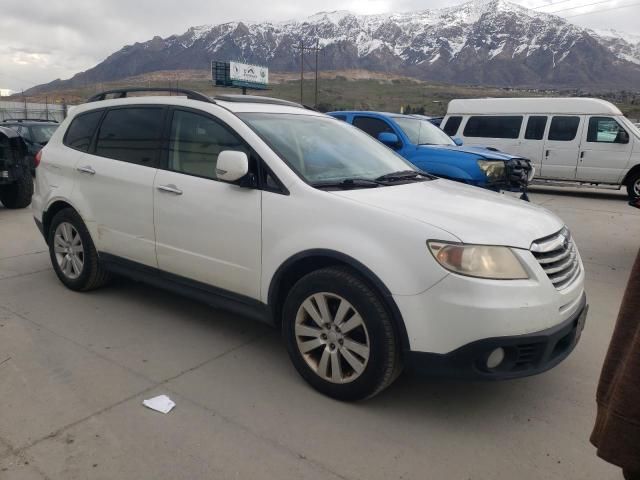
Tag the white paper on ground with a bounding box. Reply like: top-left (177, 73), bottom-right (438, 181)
top-left (142, 395), bottom-right (176, 414)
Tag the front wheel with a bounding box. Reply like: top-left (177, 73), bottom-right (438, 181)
top-left (282, 266), bottom-right (402, 401)
top-left (627, 171), bottom-right (640, 200)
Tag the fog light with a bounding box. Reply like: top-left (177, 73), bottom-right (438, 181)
top-left (486, 348), bottom-right (505, 369)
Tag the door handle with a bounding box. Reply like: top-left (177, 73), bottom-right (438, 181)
top-left (77, 165), bottom-right (95, 175)
top-left (580, 151), bottom-right (585, 160)
top-left (157, 184), bottom-right (183, 195)
top-left (545, 150), bottom-right (550, 157)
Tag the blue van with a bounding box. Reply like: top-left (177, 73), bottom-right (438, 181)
top-left (328, 111), bottom-right (532, 198)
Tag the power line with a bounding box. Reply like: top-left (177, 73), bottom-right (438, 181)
top-left (531, 0), bottom-right (576, 10)
top-left (546, 0), bottom-right (614, 13)
top-left (564, 1), bottom-right (640, 16)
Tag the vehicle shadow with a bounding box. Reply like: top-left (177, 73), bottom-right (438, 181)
top-left (528, 186), bottom-right (627, 201)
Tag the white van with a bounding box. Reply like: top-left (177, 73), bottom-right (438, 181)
top-left (442, 98), bottom-right (640, 198)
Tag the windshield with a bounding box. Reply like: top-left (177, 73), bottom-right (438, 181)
top-left (394, 117), bottom-right (455, 146)
top-left (239, 113), bottom-right (417, 184)
top-left (29, 125), bottom-right (57, 144)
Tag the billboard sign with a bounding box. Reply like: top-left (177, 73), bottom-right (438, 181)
top-left (229, 62), bottom-right (268, 86)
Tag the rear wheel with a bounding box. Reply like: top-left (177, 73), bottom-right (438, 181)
top-left (48, 208), bottom-right (111, 291)
top-left (0, 170), bottom-right (33, 209)
top-left (283, 266), bottom-right (402, 401)
top-left (627, 171), bottom-right (640, 199)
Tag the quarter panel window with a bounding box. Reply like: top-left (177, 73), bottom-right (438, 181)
top-left (352, 117), bottom-right (394, 139)
top-left (443, 116), bottom-right (462, 136)
top-left (587, 117), bottom-right (628, 143)
top-left (95, 108), bottom-right (164, 165)
top-left (168, 110), bottom-right (248, 180)
top-left (64, 110), bottom-right (103, 152)
top-left (524, 116), bottom-right (547, 140)
top-left (463, 116), bottom-right (523, 139)
top-left (548, 116), bottom-right (580, 142)
top-left (332, 114), bottom-right (348, 122)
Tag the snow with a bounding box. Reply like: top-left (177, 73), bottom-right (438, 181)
top-left (154, 0), bottom-right (640, 68)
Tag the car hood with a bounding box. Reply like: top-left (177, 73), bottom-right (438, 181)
top-left (420, 145), bottom-right (525, 161)
top-left (331, 179), bottom-right (563, 249)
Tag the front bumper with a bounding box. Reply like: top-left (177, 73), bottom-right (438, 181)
top-left (406, 296), bottom-right (587, 380)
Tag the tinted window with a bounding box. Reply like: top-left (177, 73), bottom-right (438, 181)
top-left (352, 117), bottom-right (394, 140)
top-left (168, 110), bottom-right (248, 180)
top-left (463, 116), bottom-right (523, 139)
top-left (548, 116), bottom-right (580, 141)
top-left (332, 114), bottom-right (348, 122)
top-left (95, 108), bottom-right (164, 165)
top-left (587, 117), bottom-right (628, 143)
top-left (525, 116), bottom-right (547, 140)
top-left (443, 116), bottom-right (462, 136)
top-left (64, 111), bottom-right (103, 152)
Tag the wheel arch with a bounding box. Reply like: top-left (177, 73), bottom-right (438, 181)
top-left (267, 249), bottom-right (411, 352)
top-left (42, 200), bottom-right (81, 244)
top-left (622, 164), bottom-right (640, 186)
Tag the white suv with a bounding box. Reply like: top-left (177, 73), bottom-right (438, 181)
top-left (32, 88), bottom-right (588, 400)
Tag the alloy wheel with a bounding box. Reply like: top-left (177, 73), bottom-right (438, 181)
top-left (294, 292), bottom-right (370, 384)
top-left (53, 222), bottom-right (84, 280)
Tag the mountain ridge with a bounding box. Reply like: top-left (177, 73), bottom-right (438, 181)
top-left (26, 0), bottom-right (640, 94)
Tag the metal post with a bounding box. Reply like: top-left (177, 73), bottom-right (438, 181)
top-left (45, 96), bottom-right (49, 121)
top-left (22, 90), bottom-right (27, 118)
top-left (300, 40), bottom-right (304, 105)
top-left (315, 39), bottom-right (319, 108)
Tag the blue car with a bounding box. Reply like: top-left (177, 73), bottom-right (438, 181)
top-left (328, 111), bottom-right (532, 198)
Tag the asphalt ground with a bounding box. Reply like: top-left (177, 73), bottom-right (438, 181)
top-left (0, 186), bottom-right (638, 479)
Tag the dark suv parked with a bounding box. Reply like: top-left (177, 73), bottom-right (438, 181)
top-left (1, 119), bottom-right (58, 169)
top-left (0, 126), bottom-right (33, 208)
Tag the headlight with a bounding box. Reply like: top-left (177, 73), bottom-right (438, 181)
top-left (477, 160), bottom-right (506, 180)
top-left (427, 241), bottom-right (529, 280)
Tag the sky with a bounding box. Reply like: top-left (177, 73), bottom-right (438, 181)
top-left (1, 0), bottom-right (639, 92)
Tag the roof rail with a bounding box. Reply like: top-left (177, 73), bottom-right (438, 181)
top-left (86, 87), bottom-right (214, 104)
top-left (213, 94), bottom-right (304, 109)
top-left (1, 118), bottom-right (59, 123)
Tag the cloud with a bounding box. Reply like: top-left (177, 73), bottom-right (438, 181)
top-left (1, 0), bottom-right (638, 91)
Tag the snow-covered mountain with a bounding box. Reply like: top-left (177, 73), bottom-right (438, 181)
top-left (28, 0), bottom-right (640, 92)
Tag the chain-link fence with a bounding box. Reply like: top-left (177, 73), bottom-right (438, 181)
top-left (0, 101), bottom-right (67, 122)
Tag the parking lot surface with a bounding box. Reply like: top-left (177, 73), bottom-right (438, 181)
top-left (0, 187), bottom-right (638, 480)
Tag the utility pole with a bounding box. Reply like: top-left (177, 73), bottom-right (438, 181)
top-left (293, 40), bottom-right (322, 106)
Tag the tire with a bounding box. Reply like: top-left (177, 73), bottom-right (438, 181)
top-left (627, 171), bottom-right (640, 199)
top-left (47, 208), bottom-right (111, 291)
top-left (0, 170), bottom-right (33, 209)
top-left (282, 266), bottom-right (402, 401)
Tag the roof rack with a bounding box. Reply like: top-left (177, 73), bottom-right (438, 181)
top-left (86, 87), bottom-right (214, 103)
top-left (213, 94), bottom-right (304, 109)
top-left (1, 118), bottom-right (59, 123)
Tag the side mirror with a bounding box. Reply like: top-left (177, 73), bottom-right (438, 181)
top-left (378, 132), bottom-right (400, 148)
top-left (617, 130), bottom-right (630, 144)
top-left (216, 151), bottom-right (249, 183)
top-left (453, 137), bottom-right (463, 146)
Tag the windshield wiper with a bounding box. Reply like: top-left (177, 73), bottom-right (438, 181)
top-left (311, 178), bottom-right (382, 190)
top-left (375, 170), bottom-right (433, 182)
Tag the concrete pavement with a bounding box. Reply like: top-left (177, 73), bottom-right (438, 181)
top-left (0, 187), bottom-right (638, 479)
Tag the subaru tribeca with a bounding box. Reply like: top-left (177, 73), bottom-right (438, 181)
top-left (32, 89), bottom-right (588, 400)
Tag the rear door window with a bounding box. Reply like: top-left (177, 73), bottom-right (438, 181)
top-left (352, 116), bottom-right (394, 140)
top-left (95, 107), bottom-right (165, 166)
top-left (548, 116), bottom-right (580, 141)
top-left (463, 116), bottom-right (523, 139)
top-left (524, 116), bottom-right (547, 140)
top-left (64, 111), bottom-right (104, 152)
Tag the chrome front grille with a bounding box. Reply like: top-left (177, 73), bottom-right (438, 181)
top-left (531, 227), bottom-right (581, 290)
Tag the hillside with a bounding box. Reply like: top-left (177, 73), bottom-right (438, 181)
top-left (19, 69), bottom-right (640, 120)
top-left (25, 0), bottom-right (640, 94)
